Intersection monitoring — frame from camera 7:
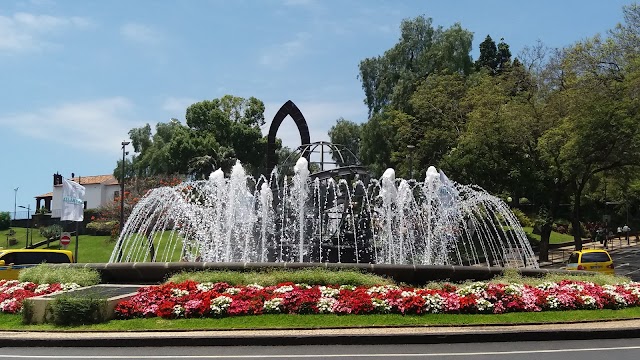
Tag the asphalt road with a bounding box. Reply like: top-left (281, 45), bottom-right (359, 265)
top-left (2, 339), bottom-right (640, 359)
top-left (611, 246), bottom-right (640, 281)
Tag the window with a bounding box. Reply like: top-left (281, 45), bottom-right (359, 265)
top-left (581, 252), bottom-right (611, 263)
top-left (568, 253), bottom-right (579, 264)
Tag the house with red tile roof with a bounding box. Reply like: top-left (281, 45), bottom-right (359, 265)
top-left (35, 173), bottom-right (121, 218)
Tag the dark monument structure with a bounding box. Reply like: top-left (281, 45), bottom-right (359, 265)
top-left (264, 100), bottom-right (373, 263)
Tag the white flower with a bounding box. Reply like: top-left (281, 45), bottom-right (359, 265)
top-left (34, 284), bottom-right (50, 294)
top-left (263, 298), bottom-right (283, 313)
top-left (319, 286), bottom-right (340, 298)
top-left (476, 298), bottom-right (494, 312)
top-left (210, 295), bottom-right (233, 315)
top-left (401, 290), bottom-right (417, 298)
top-left (172, 305), bottom-right (185, 317)
top-left (317, 297), bottom-right (337, 313)
top-left (273, 285), bottom-right (294, 294)
top-left (224, 287), bottom-right (241, 295)
top-left (422, 293), bottom-right (444, 313)
top-left (246, 283), bottom-right (264, 290)
top-left (367, 285), bottom-right (399, 295)
top-left (371, 298), bottom-right (391, 313)
top-left (339, 285), bottom-right (356, 291)
top-left (171, 288), bottom-right (189, 297)
top-left (61, 283), bottom-right (81, 291)
top-left (196, 282), bottom-right (215, 292)
top-left (580, 295), bottom-right (597, 309)
top-left (546, 295), bottom-right (560, 309)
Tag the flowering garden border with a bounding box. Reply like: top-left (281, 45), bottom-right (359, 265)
top-left (0, 280), bottom-right (80, 314)
top-left (3, 279), bottom-right (640, 319)
top-left (114, 280), bottom-right (640, 319)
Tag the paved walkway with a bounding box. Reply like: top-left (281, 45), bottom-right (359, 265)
top-left (2, 319), bottom-right (640, 347)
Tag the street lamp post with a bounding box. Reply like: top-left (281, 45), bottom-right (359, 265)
top-left (13, 187), bottom-right (18, 222)
top-left (120, 141), bottom-right (130, 234)
top-left (18, 205), bottom-right (30, 248)
top-left (407, 145), bottom-right (415, 179)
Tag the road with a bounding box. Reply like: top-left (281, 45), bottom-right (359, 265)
top-left (2, 338), bottom-right (640, 359)
top-left (610, 246), bottom-right (640, 281)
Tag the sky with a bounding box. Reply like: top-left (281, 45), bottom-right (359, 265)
top-left (0, 0), bottom-right (636, 216)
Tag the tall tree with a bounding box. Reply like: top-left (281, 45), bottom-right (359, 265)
top-left (328, 118), bottom-right (362, 166)
top-left (358, 15), bottom-right (473, 116)
top-left (475, 35), bottom-right (512, 74)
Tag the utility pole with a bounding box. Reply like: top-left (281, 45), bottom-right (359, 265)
top-left (120, 141), bottom-right (130, 233)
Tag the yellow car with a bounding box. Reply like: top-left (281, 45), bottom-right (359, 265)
top-left (0, 249), bottom-right (74, 280)
top-left (565, 249), bottom-right (615, 275)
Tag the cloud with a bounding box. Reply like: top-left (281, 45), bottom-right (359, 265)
top-left (120, 22), bottom-right (161, 45)
top-left (259, 32), bottom-right (310, 69)
top-left (0, 12), bottom-right (91, 52)
top-left (0, 97), bottom-right (142, 154)
top-left (262, 99), bottom-right (367, 149)
top-left (162, 97), bottom-right (198, 118)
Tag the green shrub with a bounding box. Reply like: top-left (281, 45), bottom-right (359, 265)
top-left (47, 296), bottom-right (107, 326)
top-left (0, 212), bottom-right (10, 230)
top-left (167, 268), bottom-right (394, 286)
top-left (510, 208), bottom-right (533, 227)
top-left (39, 224), bottom-right (63, 241)
top-left (19, 264), bottom-right (100, 287)
top-left (86, 221), bottom-right (117, 236)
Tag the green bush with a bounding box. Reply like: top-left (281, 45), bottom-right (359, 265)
top-left (510, 208), bottom-right (533, 227)
top-left (47, 296), bottom-right (107, 326)
top-left (39, 224), bottom-right (63, 241)
top-left (167, 268), bottom-right (394, 287)
top-left (0, 212), bottom-right (10, 230)
top-left (86, 221), bottom-right (117, 236)
top-left (19, 264), bottom-right (100, 287)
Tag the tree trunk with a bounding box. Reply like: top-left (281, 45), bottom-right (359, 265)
top-left (539, 223), bottom-right (551, 262)
top-left (572, 188), bottom-right (583, 251)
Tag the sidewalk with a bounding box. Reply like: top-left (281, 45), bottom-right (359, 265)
top-left (1, 319), bottom-right (640, 347)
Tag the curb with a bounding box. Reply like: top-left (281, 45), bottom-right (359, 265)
top-left (2, 322), bottom-right (640, 347)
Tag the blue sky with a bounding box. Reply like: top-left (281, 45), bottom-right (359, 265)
top-left (0, 0), bottom-right (636, 215)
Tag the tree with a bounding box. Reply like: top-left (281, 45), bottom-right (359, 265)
top-left (328, 118), bottom-right (362, 166)
top-left (118, 95), bottom-right (269, 180)
top-left (359, 111), bottom-right (396, 177)
top-left (537, 25), bottom-right (640, 250)
top-left (475, 35), bottom-right (512, 74)
top-left (358, 15), bottom-right (473, 116)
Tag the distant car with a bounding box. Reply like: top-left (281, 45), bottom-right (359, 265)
top-left (0, 249), bottom-right (74, 280)
top-left (565, 249), bottom-right (615, 275)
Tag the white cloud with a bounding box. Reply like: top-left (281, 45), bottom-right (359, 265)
top-left (259, 32), bottom-right (310, 69)
top-left (162, 97), bottom-right (198, 118)
top-left (262, 99), bottom-right (367, 150)
top-left (0, 12), bottom-right (91, 52)
top-left (0, 97), bottom-right (142, 154)
top-left (120, 22), bottom-right (161, 45)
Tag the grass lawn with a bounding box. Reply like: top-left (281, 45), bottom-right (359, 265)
top-left (2, 227), bottom-right (114, 263)
top-left (2, 307), bottom-right (640, 331)
top-left (522, 227), bottom-right (576, 245)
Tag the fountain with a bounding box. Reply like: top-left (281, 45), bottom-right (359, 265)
top-left (109, 154), bottom-right (538, 269)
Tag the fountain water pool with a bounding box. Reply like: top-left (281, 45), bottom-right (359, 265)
top-left (109, 160), bottom-right (538, 268)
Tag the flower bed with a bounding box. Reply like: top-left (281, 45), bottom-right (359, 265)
top-left (0, 280), bottom-right (81, 314)
top-left (114, 280), bottom-right (640, 319)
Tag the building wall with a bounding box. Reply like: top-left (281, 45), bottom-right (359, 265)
top-left (51, 183), bottom-right (119, 214)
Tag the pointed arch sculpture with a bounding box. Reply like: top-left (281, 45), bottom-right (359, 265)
top-left (266, 100), bottom-right (311, 174)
